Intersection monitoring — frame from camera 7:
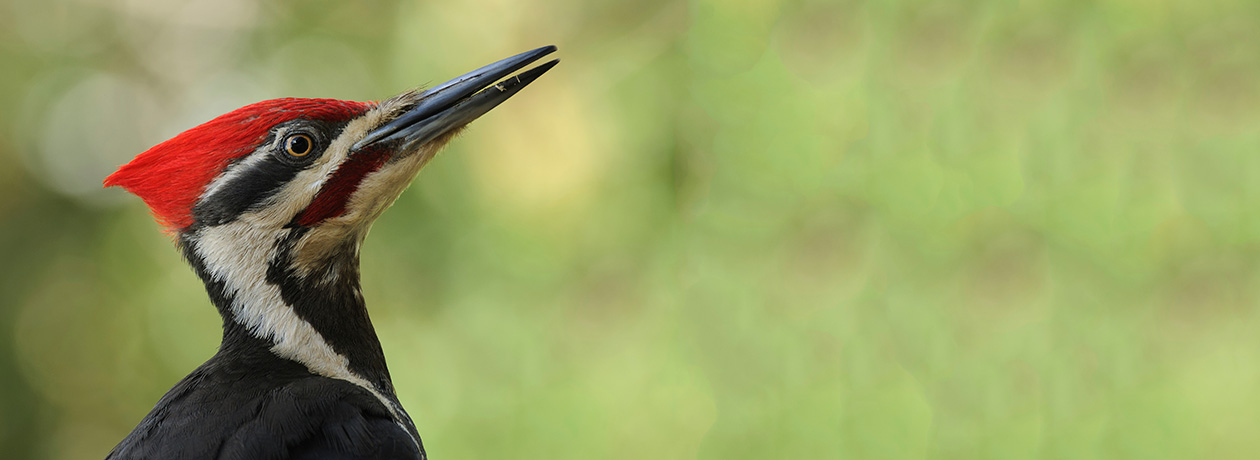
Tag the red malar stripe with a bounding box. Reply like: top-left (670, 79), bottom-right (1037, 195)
top-left (294, 150), bottom-right (390, 227)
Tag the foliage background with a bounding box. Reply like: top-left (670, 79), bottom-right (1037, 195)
top-left (3, 0), bottom-right (1260, 458)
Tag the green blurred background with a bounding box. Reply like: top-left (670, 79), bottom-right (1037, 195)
top-left (3, 0), bottom-right (1260, 458)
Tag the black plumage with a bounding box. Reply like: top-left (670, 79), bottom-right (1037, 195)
top-left (107, 328), bottom-right (422, 460)
top-left (108, 232), bottom-right (423, 459)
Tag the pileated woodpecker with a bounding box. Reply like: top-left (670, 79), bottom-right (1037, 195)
top-left (103, 46), bottom-right (559, 459)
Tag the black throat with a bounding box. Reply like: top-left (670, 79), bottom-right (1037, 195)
top-left (179, 228), bottom-right (397, 395)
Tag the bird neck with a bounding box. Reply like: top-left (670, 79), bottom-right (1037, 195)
top-left (180, 227), bottom-right (396, 395)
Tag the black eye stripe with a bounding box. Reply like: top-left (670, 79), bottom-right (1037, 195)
top-left (193, 155), bottom-right (304, 226)
top-left (191, 119), bottom-right (352, 228)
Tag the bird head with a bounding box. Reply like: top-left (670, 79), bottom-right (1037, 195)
top-left (106, 46), bottom-right (558, 282)
top-left (102, 48), bottom-right (557, 452)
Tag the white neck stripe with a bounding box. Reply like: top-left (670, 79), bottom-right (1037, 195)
top-left (192, 225), bottom-right (419, 449)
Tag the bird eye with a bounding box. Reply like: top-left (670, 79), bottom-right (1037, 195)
top-left (284, 134), bottom-right (314, 157)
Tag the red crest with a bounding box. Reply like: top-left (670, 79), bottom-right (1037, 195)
top-left (105, 98), bottom-right (372, 231)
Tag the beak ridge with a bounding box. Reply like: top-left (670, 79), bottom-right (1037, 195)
top-left (353, 45), bottom-right (559, 152)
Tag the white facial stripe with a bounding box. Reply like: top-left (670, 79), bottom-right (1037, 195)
top-left (193, 223), bottom-right (418, 448)
top-left (190, 100), bottom-right (425, 450)
top-left (291, 141), bottom-right (438, 273)
top-left (272, 94), bottom-right (441, 276)
top-left (197, 105), bottom-right (396, 222)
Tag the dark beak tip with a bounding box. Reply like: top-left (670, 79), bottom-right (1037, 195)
top-left (353, 46), bottom-right (560, 152)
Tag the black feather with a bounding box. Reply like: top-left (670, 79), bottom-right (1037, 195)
top-left (106, 336), bottom-right (423, 460)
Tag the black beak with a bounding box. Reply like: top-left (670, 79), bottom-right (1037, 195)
top-left (353, 45), bottom-right (560, 152)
